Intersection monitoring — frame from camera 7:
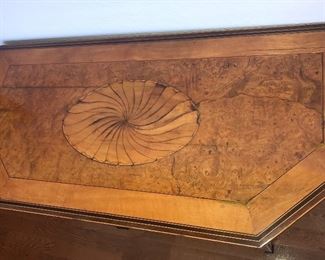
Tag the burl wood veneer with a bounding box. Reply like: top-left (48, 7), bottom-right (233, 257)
top-left (0, 24), bottom-right (324, 247)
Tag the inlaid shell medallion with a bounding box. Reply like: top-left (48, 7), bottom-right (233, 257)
top-left (63, 80), bottom-right (199, 165)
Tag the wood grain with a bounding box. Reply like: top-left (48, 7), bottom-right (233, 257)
top-left (0, 58), bottom-right (9, 87)
top-left (0, 28), bottom-right (324, 243)
top-left (0, 157), bottom-right (9, 189)
top-left (0, 177), bottom-right (253, 233)
top-left (1, 31), bottom-right (325, 65)
top-left (248, 145), bottom-right (325, 233)
top-left (0, 201), bottom-right (324, 260)
top-left (63, 80), bottom-right (199, 165)
top-left (0, 53), bottom-right (322, 202)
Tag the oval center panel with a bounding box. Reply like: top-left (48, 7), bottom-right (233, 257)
top-left (63, 80), bottom-right (199, 165)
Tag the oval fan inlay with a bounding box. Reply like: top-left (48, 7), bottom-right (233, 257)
top-left (63, 80), bottom-right (199, 165)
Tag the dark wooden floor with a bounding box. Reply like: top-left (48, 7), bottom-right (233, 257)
top-left (0, 202), bottom-right (324, 260)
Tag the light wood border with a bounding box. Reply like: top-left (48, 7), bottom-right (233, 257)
top-left (0, 172), bottom-right (253, 233)
top-left (0, 149), bottom-right (323, 247)
top-left (0, 24), bottom-right (324, 247)
top-left (247, 146), bottom-right (325, 233)
top-left (0, 27), bottom-right (325, 65)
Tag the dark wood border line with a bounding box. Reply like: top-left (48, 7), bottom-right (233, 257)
top-left (0, 23), bottom-right (324, 49)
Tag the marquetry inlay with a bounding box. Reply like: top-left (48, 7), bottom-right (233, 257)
top-left (63, 80), bottom-right (199, 165)
top-left (0, 25), bottom-right (325, 247)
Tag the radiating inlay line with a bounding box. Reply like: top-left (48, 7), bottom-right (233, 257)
top-left (63, 80), bottom-right (199, 166)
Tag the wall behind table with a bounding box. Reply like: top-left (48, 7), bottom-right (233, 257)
top-left (0, 0), bottom-right (325, 45)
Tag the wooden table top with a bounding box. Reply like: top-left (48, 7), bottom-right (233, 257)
top-left (0, 24), bottom-right (324, 247)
